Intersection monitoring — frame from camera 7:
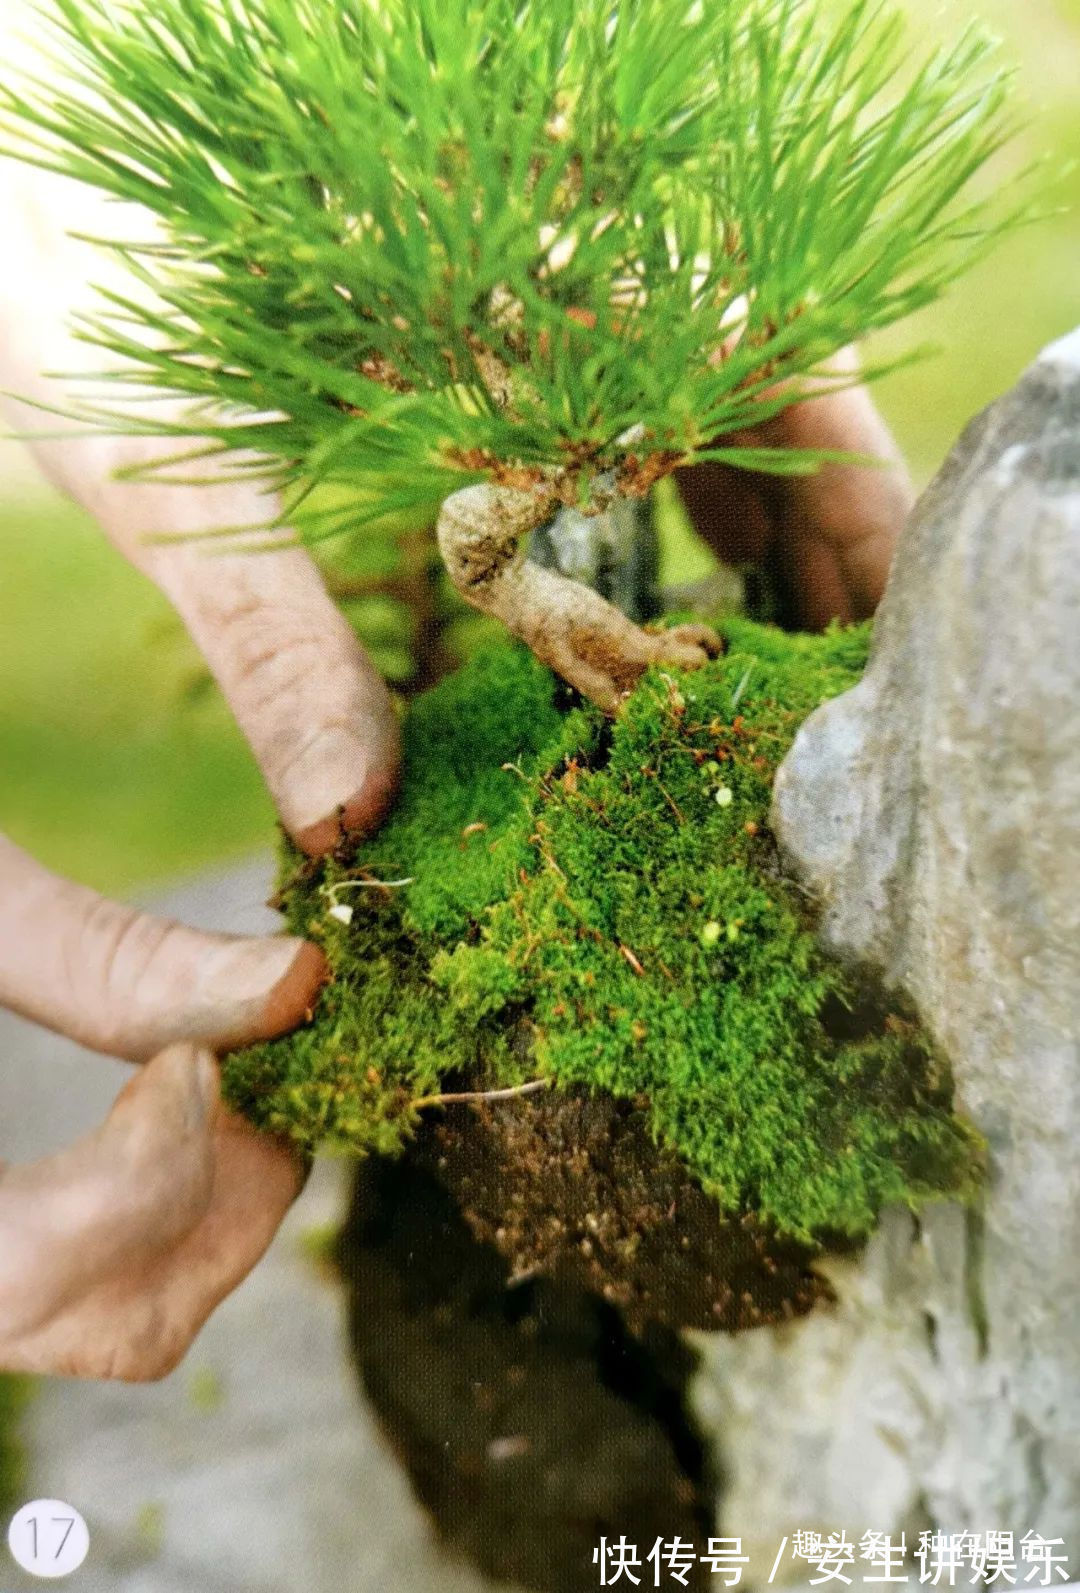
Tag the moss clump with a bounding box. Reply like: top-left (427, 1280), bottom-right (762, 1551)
top-left (225, 618), bottom-right (982, 1243)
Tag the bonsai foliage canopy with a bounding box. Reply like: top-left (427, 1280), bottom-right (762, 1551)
top-left (2, 0), bottom-right (1018, 529)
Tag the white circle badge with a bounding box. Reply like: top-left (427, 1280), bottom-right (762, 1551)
top-left (7, 1500), bottom-right (89, 1578)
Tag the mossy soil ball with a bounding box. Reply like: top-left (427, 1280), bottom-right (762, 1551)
top-left (224, 618), bottom-right (982, 1249)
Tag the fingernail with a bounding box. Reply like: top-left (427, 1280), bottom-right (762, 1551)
top-left (294, 764), bottom-right (400, 858)
top-left (201, 934), bottom-right (311, 1011)
top-left (185, 935), bottom-right (328, 1055)
top-left (258, 940), bottom-right (328, 1040)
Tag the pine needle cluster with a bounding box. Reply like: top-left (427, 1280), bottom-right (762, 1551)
top-left (3, 0), bottom-right (1018, 529)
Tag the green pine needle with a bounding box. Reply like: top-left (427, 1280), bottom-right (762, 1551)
top-left (2, 0), bottom-right (1023, 520)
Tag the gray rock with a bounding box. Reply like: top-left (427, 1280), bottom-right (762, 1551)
top-left (528, 492), bottom-right (660, 622)
top-left (692, 329), bottom-right (1080, 1572)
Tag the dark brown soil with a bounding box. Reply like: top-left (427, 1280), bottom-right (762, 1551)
top-left (340, 1156), bottom-right (714, 1591)
top-left (337, 1091), bottom-right (833, 1591)
top-left (414, 1088), bottom-right (829, 1335)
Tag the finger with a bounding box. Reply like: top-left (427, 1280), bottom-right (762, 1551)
top-left (0, 834), bottom-right (327, 1061)
top-left (753, 351), bottom-right (913, 621)
top-left (770, 523), bottom-right (859, 630)
top-left (146, 525), bottom-right (402, 855)
top-left (674, 456), bottom-right (857, 628)
top-left (146, 1112), bottom-right (304, 1367)
top-left (0, 1091), bottom-right (302, 1381)
top-left (673, 455), bottom-right (778, 570)
top-left (39, 450), bottom-right (399, 854)
top-left (0, 162), bottom-right (400, 854)
top-left (676, 351), bottom-right (913, 627)
top-left (66, 1108), bottom-right (302, 1381)
top-left (0, 1045), bottom-right (218, 1357)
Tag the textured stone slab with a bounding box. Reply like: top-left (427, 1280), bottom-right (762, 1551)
top-left (692, 330), bottom-right (1080, 1567)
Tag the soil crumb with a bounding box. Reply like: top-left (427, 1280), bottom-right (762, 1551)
top-left (414, 1088), bottom-right (829, 1334)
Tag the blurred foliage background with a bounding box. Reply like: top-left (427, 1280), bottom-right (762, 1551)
top-left (1, 0), bottom-right (1077, 898)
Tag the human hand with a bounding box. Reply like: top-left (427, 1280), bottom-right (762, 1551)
top-left (675, 348), bottom-right (914, 629)
top-left (0, 159), bottom-right (400, 1378)
top-left (0, 513), bottom-right (391, 1384)
top-left (0, 829), bottom-right (330, 1378)
top-left (0, 487), bottom-right (390, 1387)
top-left (0, 1044), bottom-right (304, 1380)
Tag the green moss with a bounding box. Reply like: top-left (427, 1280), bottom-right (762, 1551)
top-left (224, 618), bottom-right (983, 1243)
top-left (0, 1376), bottom-right (31, 1511)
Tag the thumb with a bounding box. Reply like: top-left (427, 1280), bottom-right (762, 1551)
top-left (0, 1045), bottom-right (219, 1348)
top-left (0, 834), bottom-right (327, 1061)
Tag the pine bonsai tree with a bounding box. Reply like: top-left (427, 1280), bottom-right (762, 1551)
top-left (3, 0), bottom-right (1016, 707)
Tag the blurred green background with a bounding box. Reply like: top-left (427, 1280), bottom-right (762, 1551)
top-left (1, 0), bottom-right (1077, 899)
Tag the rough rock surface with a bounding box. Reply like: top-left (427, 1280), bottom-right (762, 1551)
top-left (529, 492), bottom-right (660, 622)
top-left (692, 329), bottom-right (1080, 1570)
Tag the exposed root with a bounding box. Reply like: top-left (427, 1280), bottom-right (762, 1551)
top-left (437, 483), bottom-right (723, 712)
top-left (411, 1078), bottom-right (552, 1111)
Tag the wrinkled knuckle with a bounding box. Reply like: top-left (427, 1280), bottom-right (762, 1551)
top-left (67, 898), bottom-right (172, 1051)
top-left (227, 617), bottom-right (327, 702)
top-left (210, 591), bottom-right (352, 711)
top-left (113, 915), bottom-right (174, 992)
top-left (106, 1305), bottom-right (192, 1383)
top-left (133, 1338), bottom-right (189, 1383)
